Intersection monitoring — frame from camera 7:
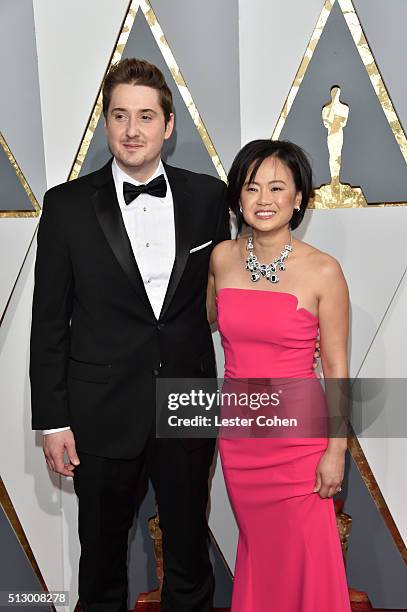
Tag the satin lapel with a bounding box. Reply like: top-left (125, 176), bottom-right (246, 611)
top-left (160, 164), bottom-right (194, 318)
top-left (91, 163), bottom-right (155, 317)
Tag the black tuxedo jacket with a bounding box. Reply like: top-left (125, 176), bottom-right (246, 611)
top-left (30, 160), bottom-right (230, 458)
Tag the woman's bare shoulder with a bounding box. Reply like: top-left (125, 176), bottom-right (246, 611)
top-left (210, 238), bottom-right (242, 268)
top-left (295, 240), bottom-right (343, 276)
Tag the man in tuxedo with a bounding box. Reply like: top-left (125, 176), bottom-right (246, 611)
top-left (30, 58), bottom-right (230, 612)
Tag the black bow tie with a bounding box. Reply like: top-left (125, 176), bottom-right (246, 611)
top-left (123, 174), bottom-right (167, 205)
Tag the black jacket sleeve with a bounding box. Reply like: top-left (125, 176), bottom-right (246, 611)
top-left (30, 190), bottom-right (74, 429)
top-left (214, 181), bottom-right (231, 246)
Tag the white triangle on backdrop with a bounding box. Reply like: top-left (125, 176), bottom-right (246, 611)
top-left (0, 221), bottom-right (38, 321)
top-left (238, 0), bottom-right (324, 146)
top-left (357, 270), bottom-right (407, 546)
top-left (33, 0), bottom-right (131, 188)
top-left (0, 243), bottom-right (65, 595)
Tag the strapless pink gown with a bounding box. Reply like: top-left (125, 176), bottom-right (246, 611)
top-left (216, 288), bottom-right (351, 612)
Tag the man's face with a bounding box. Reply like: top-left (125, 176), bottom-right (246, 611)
top-left (104, 83), bottom-right (174, 181)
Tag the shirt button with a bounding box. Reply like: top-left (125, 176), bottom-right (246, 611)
top-left (143, 207), bottom-right (147, 212)
top-left (146, 242), bottom-right (150, 248)
top-left (145, 278), bottom-right (151, 284)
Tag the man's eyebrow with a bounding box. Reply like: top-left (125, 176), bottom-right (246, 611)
top-left (110, 107), bottom-right (158, 114)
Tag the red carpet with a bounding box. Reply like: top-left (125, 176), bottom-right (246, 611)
top-left (75, 594), bottom-right (407, 611)
top-left (133, 605), bottom-right (406, 611)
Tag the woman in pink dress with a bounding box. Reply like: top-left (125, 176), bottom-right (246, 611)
top-left (208, 140), bottom-right (351, 611)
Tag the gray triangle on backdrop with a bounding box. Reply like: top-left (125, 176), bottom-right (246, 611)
top-left (279, 2), bottom-right (407, 203)
top-left (0, 1), bottom-right (47, 204)
top-left (352, 0), bottom-right (407, 137)
top-left (340, 450), bottom-right (407, 608)
top-left (0, 504), bottom-right (46, 611)
top-left (79, 8), bottom-right (217, 179)
top-left (0, 145), bottom-right (36, 212)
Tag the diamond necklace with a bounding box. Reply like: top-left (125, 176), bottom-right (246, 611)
top-left (245, 234), bottom-right (293, 283)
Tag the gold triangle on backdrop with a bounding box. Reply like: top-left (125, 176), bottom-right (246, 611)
top-left (66, 0), bottom-right (232, 594)
top-left (272, 0), bottom-right (407, 209)
top-left (3, 0), bottom-right (403, 589)
top-left (69, 0), bottom-right (226, 182)
top-left (0, 132), bottom-right (40, 218)
top-left (69, 0), bottom-right (406, 568)
top-left (272, 0), bottom-right (407, 562)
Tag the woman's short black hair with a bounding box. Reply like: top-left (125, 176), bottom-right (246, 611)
top-left (227, 139), bottom-right (314, 233)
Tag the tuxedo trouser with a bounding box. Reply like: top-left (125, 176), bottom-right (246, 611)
top-left (73, 436), bottom-right (216, 612)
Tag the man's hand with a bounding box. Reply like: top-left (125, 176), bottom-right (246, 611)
top-left (43, 430), bottom-right (80, 477)
top-left (312, 339), bottom-right (321, 372)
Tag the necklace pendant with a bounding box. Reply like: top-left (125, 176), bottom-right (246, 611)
top-left (245, 235), bottom-right (292, 285)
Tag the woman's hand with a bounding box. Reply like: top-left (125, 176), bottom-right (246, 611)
top-left (313, 448), bottom-right (345, 498)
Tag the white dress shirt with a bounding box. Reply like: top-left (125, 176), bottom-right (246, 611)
top-left (112, 158), bottom-right (175, 318)
top-left (43, 158), bottom-right (176, 435)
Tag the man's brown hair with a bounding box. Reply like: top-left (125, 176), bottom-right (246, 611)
top-left (102, 58), bottom-right (173, 124)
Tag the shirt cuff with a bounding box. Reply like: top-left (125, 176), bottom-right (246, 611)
top-left (42, 427), bottom-right (71, 435)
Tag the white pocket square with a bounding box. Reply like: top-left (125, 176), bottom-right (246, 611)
top-left (189, 240), bottom-right (212, 253)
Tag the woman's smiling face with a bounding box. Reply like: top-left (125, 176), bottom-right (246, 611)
top-left (240, 155), bottom-right (302, 232)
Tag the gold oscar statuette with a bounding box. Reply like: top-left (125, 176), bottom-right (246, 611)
top-left (311, 86), bottom-right (368, 209)
top-left (134, 511), bottom-right (163, 608)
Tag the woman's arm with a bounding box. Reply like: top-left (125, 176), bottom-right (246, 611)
top-left (315, 255), bottom-right (350, 497)
top-left (206, 240), bottom-right (231, 325)
top-left (319, 257), bottom-right (349, 379)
